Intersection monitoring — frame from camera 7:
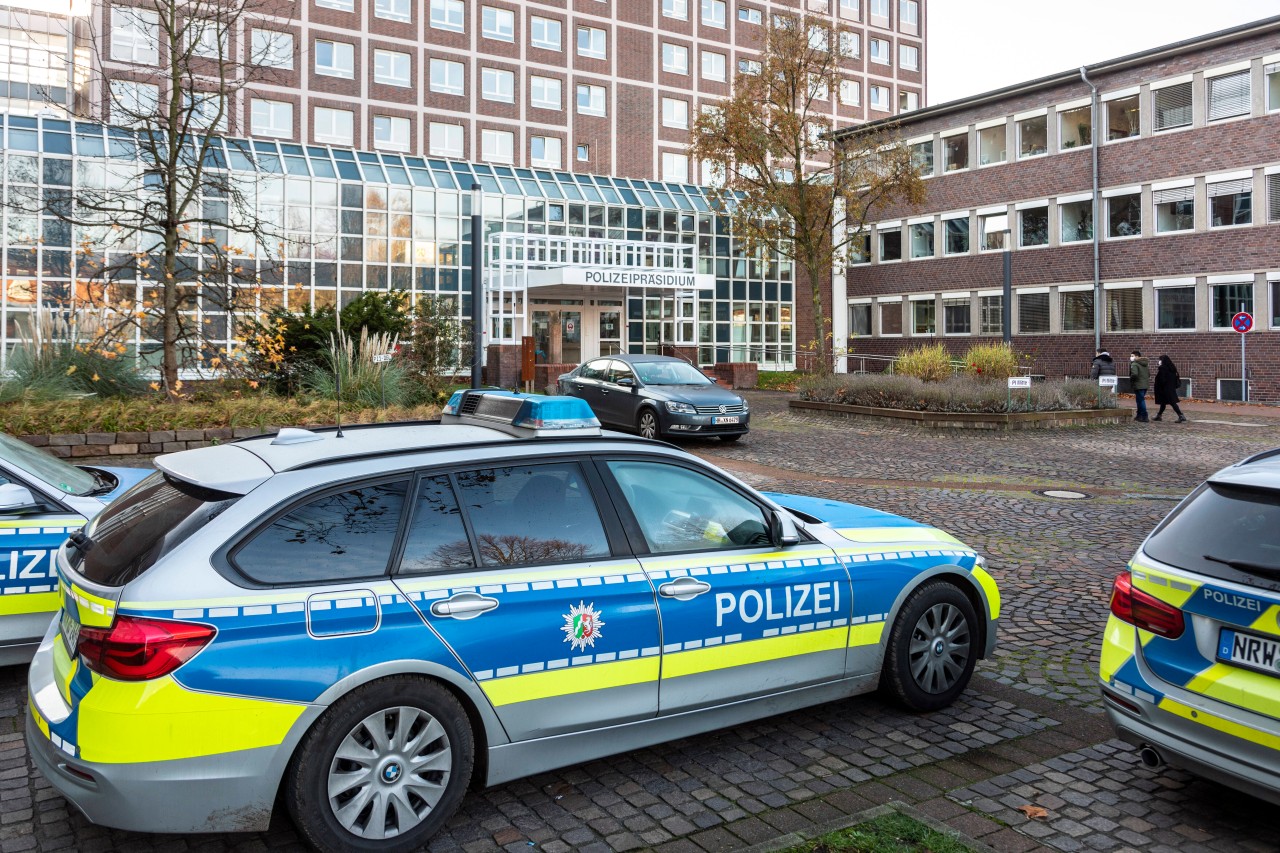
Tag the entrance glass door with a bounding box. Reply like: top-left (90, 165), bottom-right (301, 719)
top-left (532, 309), bottom-right (582, 364)
top-left (598, 306), bottom-right (621, 356)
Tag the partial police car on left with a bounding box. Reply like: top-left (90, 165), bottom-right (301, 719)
top-left (0, 431), bottom-right (149, 664)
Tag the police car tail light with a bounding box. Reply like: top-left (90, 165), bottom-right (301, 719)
top-left (1110, 571), bottom-right (1184, 639)
top-left (77, 616), bottom-right (216, 681)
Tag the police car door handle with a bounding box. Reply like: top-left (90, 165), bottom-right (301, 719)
top-left (430, 592), bottom-right (499, 620)
top-left (659, 577), bottom-right (711, 601)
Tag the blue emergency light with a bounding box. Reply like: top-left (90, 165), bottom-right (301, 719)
top-left (441, 390), bottom-right (601, 436)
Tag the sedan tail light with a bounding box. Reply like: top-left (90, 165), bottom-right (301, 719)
top-left (77, 616), bottom-right (216, 681)
top-left (1110, 571), bottom-right (1185, 639)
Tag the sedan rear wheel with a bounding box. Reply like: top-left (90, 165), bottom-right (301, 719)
top-left (637, 409), bottom-right (659, 440)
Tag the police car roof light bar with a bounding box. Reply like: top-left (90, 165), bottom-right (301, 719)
top-left (441, 390), bottom-right (601, 438)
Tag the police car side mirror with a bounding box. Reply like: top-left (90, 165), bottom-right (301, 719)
top-left (0, 483), bottom-right (39, 514)
top-left (769, 509), bottom-right (800, 548)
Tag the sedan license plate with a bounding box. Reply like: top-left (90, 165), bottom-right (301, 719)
top-left (1218, 628), bottom-right (1280, 676)
top-left (60, 609), bottom-right (80, 656)
top-left (712, 416), bottom-right (740, 425)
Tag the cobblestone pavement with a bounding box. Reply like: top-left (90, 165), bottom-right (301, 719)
top-left (2, 394), bottom-right (1279, 852)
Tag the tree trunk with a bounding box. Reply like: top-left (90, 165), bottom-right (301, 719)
top-left (162, 229), bottom-right (180, 395)
top-left (807, 259), bottom-right (830, 376)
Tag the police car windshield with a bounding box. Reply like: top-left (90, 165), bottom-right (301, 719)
top-left (1145, 482), bottom-right (1280, 593)
top-left (0, 431), bottom-right (97, 496)
top-left (633, 362), bottom-right (712, 386)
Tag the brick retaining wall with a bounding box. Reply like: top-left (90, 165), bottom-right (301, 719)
top-left (20, 427), bottom-right (278, 458)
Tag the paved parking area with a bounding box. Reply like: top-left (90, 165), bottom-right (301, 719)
top-left (2, 393), bottom-right (1278, 852)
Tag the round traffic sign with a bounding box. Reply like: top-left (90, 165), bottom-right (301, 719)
top-left (1232, 312), bottom-right (1253, 334)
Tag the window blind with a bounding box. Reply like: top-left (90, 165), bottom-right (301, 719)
top-left (1017, 292), bottom-right (1050, 334)
top-left (1153, 82), bottom-right (1192, 130)
top-left (1207, 178), bottom-right (1252, 198)
top-left (1269, 173), bottom-right (1280, 223)
top-left (1153, 186), bottom-right (1194, 204)
top-left (1207, 70), bottom-right (1250, 121)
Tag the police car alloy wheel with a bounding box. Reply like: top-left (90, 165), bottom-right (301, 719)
top-left (285, 677), bottom-right (474, 853)
top-left (882, 581), bottom-right (978, 712)
top-left (637, 409), bottom-right (659, 440)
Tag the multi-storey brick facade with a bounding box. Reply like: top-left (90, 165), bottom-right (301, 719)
top-left (833, 15), bottom-right (1280, 402)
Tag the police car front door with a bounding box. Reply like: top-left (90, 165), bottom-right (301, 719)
top-left (601, 458), bottom-right (851, 715)
top-left (392, 463), bottom-right (661, 742)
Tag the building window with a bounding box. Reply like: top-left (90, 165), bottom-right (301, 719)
top-left (899, 0), bottom-right (918, 28)
top-left (870, 85), bottom-right (889, 112)
top-left (1212, 282), bottom-right (1252, 328)
top-left (1153, 81), bottom-right (1192, 131)
top-left (373, 115), bottom-right (410, 151)
top-left (738, 6), bottom-right (761, 24)
top-left (1060, 289), bottom-right (1094, 332)
top-left (481, 67), bottom-right (514, 103)
top-left (1270, 172), bottom-right (1280, 223)
top-left (850, 303), bottom-right (872, 336)
top-left (1207, 70), bottom-right (1250, 121)
top-left (576, 84), bottom-right (606, 116)
top-left (870, 38), bottom-right (889, 64)
top-left (912, 299), bottom-right (936, 335)
top-left (978, 124), bottom-right (1005, 166)
top-left (110, 7), bottom-right (159, 64)
top-left (483, 7), bottom-right (515, 41)
top-left (1268, 62), bottom-right (1280, 112)
top-left (1106, 94), bottom-right (1139, 141)
top-left (870, 0), bottom-right (889, 18)
top-left (880, 301), bottom-right (902, 335)
top-left (909, 222), bottom-right (933, 258)
top-left (252, 30), bottom-right (293, 69)
top-left (943, 134), bottom-right (968, 171)
top-left (1059, 199), bottom-right (1093, 243)
top-left (429, 122), bottom-right (463, 158)
top-left (577, 26), bottom-right (606, 59)
top-left (109, 80), bottom-right (158, 123)
top-left (879, 228), bottom-right (902, 261)
top-left (661, 152), bottom-right (688, 183)
top-left (701, 0), bottom-right (726, 28)
top-left (183, 94), bottom-right (221, 132)
top-left (251, 98), bottom-right (292, 138)
top-left (943, 217), bottom-right (969, 254)
top-left (1018, 292), bottom-right (1050, 334)
top-left (908, 140), bottom-right (932, 177)
top-left (663, 0), bottom-right (688, 19)
top-left (316, 0), bottom-right (354, 10)
top-left (1059, 104), bottom-right (1091, 149)
top-left (900, 91), bottom-right (919, 112)
top-left (1157, 286), bottom-right (1196, 330)
top-left (839, 80), bottom-right (861, 106)
top-left (1154, 186), bottom-right (1194, 233)
top-left (979, 295), bottom-right (1002, 335)
top-left (943, 297), bottom-right (970, 335)
top-left (978, 212), bottom-right (1008, 251)
top-left (1272, 279), bottom-right (1280, 328)
top-left (1208, 178), bottom-right (1252, 227)
top-left (187, 18), bottom-right (225, 59)
top-left (702, 51), bottom-right (726, 81)
top-left (576, 143), bottom-right (589, 161)
top-left (314, 107), bottom-right (353, 145)
top-left (374, 50), bottom-right (410, 87)
top-left (1019, 206), bottom-right (1048, 247)
top-left (839, 0), bottom-right (860, 20)
top-left (662, 43), bottom-right (689, 75)
top-left (1106, 287), bottom-right (1142, 332)
top-left (1106, 192), bottom-right (1141, 238)
top-left (530, 75), bottom-right (561, 110)
top-left (375, 0), bottom-right (411, 22)
top-left (315, 40), bottom-right (354, 79)
top-left (661, 97), bottom-right (689, 129)
top-left (899, 44), bottom-right (918, 70)
top-left (849, 233), bottom-right (871, 264)
top-left (530, 16), bottom-right (561, 50)
top-left (1017, 114), bottom-right (1047, 158)
top-left (430, 0), bottom-right (464, 32)
top-left (430, 58), bottom-right (464, 95)
top-left (530, 136), bottom-right (560, 168)
top-left (481, 128), bottom-right (514, 163)
top-left (738, 59), bottom-right (761, 75)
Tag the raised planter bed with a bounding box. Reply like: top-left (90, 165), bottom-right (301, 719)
top-left (789, 399), bottom-right (1125, 430)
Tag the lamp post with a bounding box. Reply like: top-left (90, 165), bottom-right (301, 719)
top-left (470, 184), bottom-right (483, 389)
top-left (990, 215), bottom-right (1012, 344)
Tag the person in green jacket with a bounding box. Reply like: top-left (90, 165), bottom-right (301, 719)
top-left (1129, 350), bottom-right (1150, 422)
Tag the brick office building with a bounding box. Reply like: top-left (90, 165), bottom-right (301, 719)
top-left (832, 15), bottom-right (1280, 402)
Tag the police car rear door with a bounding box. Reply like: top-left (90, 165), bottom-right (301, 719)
top-left (598, 457), bottom-right (850, 715)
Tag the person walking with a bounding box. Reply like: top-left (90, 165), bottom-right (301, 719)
top-left (1129, 350), bottom-right (1150, 422)
top-left (1089, 348), bottom-right (1116, 379)
top-left (1152, 354), bottom-right (1188, 423)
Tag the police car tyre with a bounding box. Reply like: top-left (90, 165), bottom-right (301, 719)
top-left (284, 676), bottom-right (474, 853)
top-left (637, 409), bottom-right (659, 440)
top-left (881, 581), bottom-right (978, 712)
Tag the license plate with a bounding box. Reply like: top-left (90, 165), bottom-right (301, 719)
top-left (713, 416), bottom-right (740, 424)
top-left (60, 609), bottom-right (80, 656)
top-left (1218, 629), bottom-right (1280, 676)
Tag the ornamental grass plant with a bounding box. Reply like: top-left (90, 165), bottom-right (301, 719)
top-left (961, 342), bottom-right (1020, 381)
top-left (798, 373), bottom-right (1116, 413)
top-left (892, 343), bottom-right (954, 383)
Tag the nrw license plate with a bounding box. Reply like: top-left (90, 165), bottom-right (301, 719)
top-left (1218, 629), bottom-right (1280, 676)
top-left (60, 609), bottom-right (80, 656)
top-left (712, 416), bottom-right (740, 424)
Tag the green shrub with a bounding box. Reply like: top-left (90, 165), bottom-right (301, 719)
top-left (797, 373), bottom-right (1117, 413)
top-left (894, 343), bottom-right (954, 383)
top-left (962, 342), bottom-right (1020, 381)
top-left (0, 311), bottom-right (148, 401)
top-left (404, 295), bottom-right (468, 399)
top-left (340, 290), bottom-right (411, 340)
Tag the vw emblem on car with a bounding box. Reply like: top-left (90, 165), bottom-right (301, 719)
top-left (719, 405), bottom-right (727, 414)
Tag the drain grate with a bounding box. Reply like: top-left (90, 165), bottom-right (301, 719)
top-left (1037, 489), bottom-right (1091, 500)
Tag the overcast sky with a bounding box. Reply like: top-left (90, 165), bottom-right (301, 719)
top-left (927, 2), bottom-right (1280, 106)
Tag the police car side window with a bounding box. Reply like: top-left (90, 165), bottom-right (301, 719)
top-left (397, 475), bottom-right (474, 573)
top-left (606, 461), bottom-right (771, 553)
top-left (454, 463), bottom-right (611, 566)
top-left (234, 480), bottom-right (410, 584)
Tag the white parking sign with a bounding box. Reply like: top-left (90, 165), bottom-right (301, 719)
top-left (1098, 375), bottom-right (1118, 389)
top-left (1007, 376), bottom-right (1031, 389)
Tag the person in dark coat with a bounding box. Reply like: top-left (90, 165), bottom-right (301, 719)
top-left (1152, 354), bottom-right (1188, 423)
top-left (1089, 349), bottom-right (1116, 379)
top-left (1129, 350), bottom-right (1150, 422)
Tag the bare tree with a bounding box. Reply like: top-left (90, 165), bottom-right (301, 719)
top-left (33, 0), bottom-right (293, 394)
top-left (690, 14), bottom-right (925, 374)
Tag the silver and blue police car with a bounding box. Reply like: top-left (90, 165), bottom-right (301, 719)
top-left (0, 430), bottom-right (149, 665)
top-left (28, 391), bottom-right (999, 852)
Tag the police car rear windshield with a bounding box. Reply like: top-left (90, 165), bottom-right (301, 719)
top-left (1145, 483), bottom-right (1280, 593)
top-left (68, 472), bottom-right (239, 587)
